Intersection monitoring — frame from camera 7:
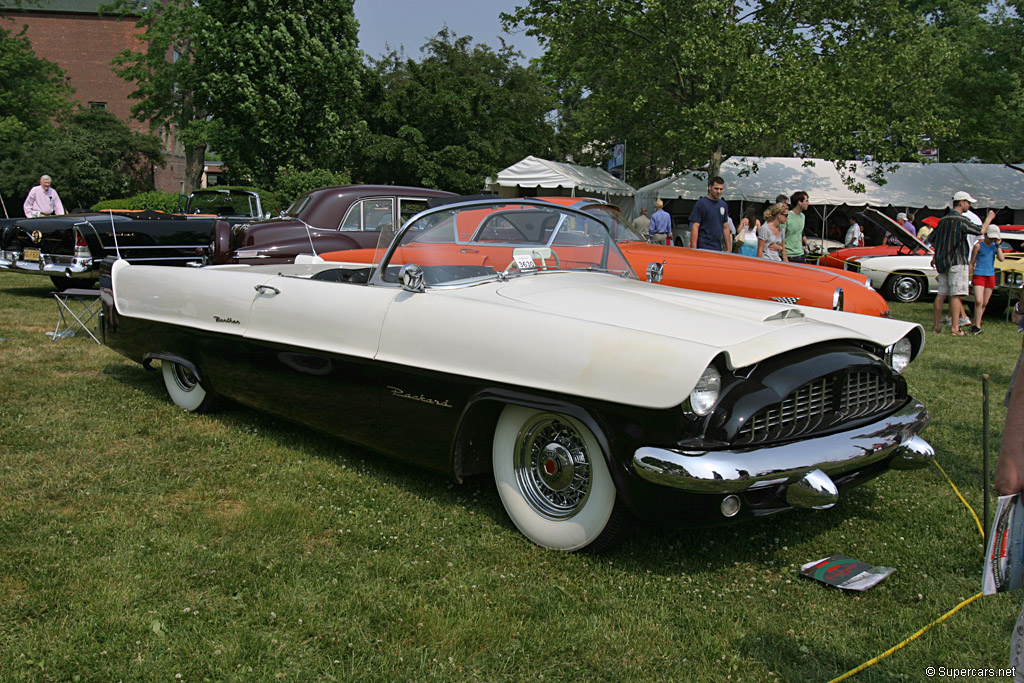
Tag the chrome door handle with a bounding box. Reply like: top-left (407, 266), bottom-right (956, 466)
top-left (254, 284), bottom-right (280, 295)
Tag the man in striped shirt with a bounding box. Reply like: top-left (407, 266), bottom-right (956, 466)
top-left (930, 191), bottom-right (991, 336)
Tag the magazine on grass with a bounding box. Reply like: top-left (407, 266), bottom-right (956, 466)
top-left (983, 494), bottom-right (1024, 595)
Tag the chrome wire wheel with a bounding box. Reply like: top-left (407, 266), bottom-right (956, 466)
top-left (161, 359), bottom-right (216, 413)
top-left (170, 362), bottom-right (199, 392)
top-left (493, 405), bottom-right (629, 552)
top-left (513, 414), bottom-right (592, 520)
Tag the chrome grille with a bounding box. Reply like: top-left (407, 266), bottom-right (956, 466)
top-left (737, 371), bottom-right (899, 444)
top-left (841, 371), bottom-right (899, 418)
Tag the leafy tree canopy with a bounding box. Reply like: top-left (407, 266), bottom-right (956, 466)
top-left (505, 0), bottom-right (962, 187)
top-left (45, 108), bottom-right (165, 210)
top-left (109, 0), bottom-right (362, 190)
top-left (933, 1), bottom-right (1024, 167)
top-left (200, 0), bottom-right (362, 187)
top-left (0, 23), bottom-right (73, 210)
top-left (353, 29), bottom-right (557, 194)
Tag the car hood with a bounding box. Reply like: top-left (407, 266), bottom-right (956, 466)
top-left (492, 273), bottom-right (917, 363)
top-left (619, 241), bottom-right (859, 285)
top-left (858, 208), bottom-right (932, 253)
top-left (372, 271), bottom-right (921, 409)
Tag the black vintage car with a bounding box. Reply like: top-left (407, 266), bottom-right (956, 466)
top-left (0, 189), bottom-right (264, 290)
top-left (0, 186), bottom-right (454, 289)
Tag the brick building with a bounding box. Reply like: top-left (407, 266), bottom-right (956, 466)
top-left (1, 0), bottom-right (187, 192)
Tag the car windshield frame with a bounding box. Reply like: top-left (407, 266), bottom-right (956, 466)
top-left (367, 198), bottom-right (639, 288)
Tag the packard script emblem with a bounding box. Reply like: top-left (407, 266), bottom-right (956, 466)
top-left (30, 230), bottom-right (42, 243)
top-left (213, 316), bottom-right (241, 324)
top-left (387, 386), bottom-right (452, 408)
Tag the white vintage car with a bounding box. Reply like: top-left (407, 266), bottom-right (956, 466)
top-left (100, 198), bottom-right (934, 552)
top-left (851, 210), bottom-right (1020, 303)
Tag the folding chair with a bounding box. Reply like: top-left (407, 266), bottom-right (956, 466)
top-left (49, 288), bottom-right (101, 344)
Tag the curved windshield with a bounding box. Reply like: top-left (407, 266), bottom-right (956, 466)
top-left (574, 203), bottom-right (647, 242)
top-left (379, 200), bottom-right (637, 286)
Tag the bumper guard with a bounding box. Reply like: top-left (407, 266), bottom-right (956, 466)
top-left (633, 399), bottom-right (932, 509)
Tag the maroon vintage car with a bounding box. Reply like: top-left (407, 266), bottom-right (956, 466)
top-left (210, 185), bottom-right (457, 265)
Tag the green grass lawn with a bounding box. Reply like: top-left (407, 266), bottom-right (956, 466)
top-left (1, 272), bottom-right (1020, 681)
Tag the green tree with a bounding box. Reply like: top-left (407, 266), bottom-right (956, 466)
top-left (354, 29), bottom-right (557, 194)
top-left (109, 0), bottom-right (212, 193)
top-left (505, 0), bottom-right (959, 187)
top-left (110, 0), bottom-right (361, 191)
top-left (0, 23), bottom-right (73, 211)
top-left (39, 109), bottom-right (165, 210)
top-left (932, 1), bottom-right (1024, 166)
top-left (200, 1), bottom-right (362, 187)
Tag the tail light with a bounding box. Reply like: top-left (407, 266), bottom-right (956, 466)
top-left (73, 229), bottom-right (91, 258)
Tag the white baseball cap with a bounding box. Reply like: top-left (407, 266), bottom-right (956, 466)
top-left (953, 191), bottom-right (977, 203)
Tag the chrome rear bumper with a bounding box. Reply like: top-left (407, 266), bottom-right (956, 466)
top-left (633, 399), bottom-right (931, 508)
top-left (0, 252), bottom-right (94, 277)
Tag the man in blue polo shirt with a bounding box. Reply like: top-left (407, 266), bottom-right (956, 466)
top-left (688, 176), bottom-right (731, 252)
top-left (648, 200), bottom-right (672, 245)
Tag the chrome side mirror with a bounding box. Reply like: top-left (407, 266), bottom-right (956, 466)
top-left (646, 261), bottom-right (665, 283)
top-left (399, 264), bottom-right (425, 293)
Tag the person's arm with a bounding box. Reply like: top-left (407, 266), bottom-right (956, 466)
top-left (756, 237), bottom-right (765, 259)
top-left (723, 221), bottom-right (732, 253)
top-left (23, 188), bottom-right (36, 217)
top-left (970, 242), bottom-right (980, 272)
top-left (981, 209), bottom-right (997, 232)
top-left (997, 241), bottom-right (1006, 262)
top-left (689, 222), bottom-right (700, 249)
top-left (53, 191), bottom-right (65, 216)
top-left (997, 354), bottom-right (1024, 495)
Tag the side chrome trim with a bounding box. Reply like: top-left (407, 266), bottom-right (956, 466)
top-left (633, 399), bottom-right (931, 494)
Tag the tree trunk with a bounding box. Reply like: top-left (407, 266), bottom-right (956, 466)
top-left (183, 142), bottom-right (207, 193)
top-left (708, 147), bottom-right (723, 182)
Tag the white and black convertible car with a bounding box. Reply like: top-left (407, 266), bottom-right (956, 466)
top-left (100, 198), bottom-right (934, 552)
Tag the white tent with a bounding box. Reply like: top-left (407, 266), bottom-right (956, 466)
top-left (487, 156), bottom-right (637, 216)
top-left (635, 156), bottom-right (1024, 212)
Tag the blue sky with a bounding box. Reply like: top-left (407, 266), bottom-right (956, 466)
top-left (353, 0), bottom-right (543, 61)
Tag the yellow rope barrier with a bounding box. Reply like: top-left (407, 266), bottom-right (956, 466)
top-left (825, 593), bottom-right (984, 683)
top-left (932, 459), bottom-right (986, 539)
top-left (824, 459), bottom-right (986, 682)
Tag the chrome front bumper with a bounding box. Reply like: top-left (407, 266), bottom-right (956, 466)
top-left (633, 399), bottom-right (931, 509)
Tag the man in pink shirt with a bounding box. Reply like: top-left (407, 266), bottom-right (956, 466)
top-left (23, 175), bottom-right (65, 217)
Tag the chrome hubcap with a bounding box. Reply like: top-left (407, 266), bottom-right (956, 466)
top-left (513, 414), bottom-right (591, 520)
top-left (171, 363), bottom-right (198, 392)
top-left (895, 278), bottom-right (920, 301)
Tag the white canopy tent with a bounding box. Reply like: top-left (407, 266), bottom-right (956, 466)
top-left (635, 156), bottom-right (1024, 241)
top-left (636, 156), bottom-right (1024, 211)
top-left (487, 156), bottom-right (637, 216)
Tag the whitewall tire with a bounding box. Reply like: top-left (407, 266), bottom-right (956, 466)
top-left (493, 405), bottom-right (628, 552)
top-left (161, 360), bottom-right (215, 413)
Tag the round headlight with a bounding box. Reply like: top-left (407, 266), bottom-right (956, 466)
top-left (688, 366), bottom-right (722, 416)
top-left (887, 337), bottom-right (913, 374)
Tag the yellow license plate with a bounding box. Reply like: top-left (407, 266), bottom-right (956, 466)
top-left (23, 248), bottom-right (40, 262)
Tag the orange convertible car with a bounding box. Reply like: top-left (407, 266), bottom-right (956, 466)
top-left (321, 197), bottom-right (890, 317)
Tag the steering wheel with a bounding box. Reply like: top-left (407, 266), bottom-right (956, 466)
top-left (503, 248), bottom-right (561, 276)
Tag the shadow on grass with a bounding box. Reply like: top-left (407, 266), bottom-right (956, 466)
top-left (101, 360), bottom-right (903, 572)
top-left (2, 283), bottom-right (67, 298)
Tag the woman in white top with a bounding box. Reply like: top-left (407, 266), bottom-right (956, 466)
top-left (735, 206), bottom-right (761, 256)
top-left (757, 202), bottom-right (789, 262)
